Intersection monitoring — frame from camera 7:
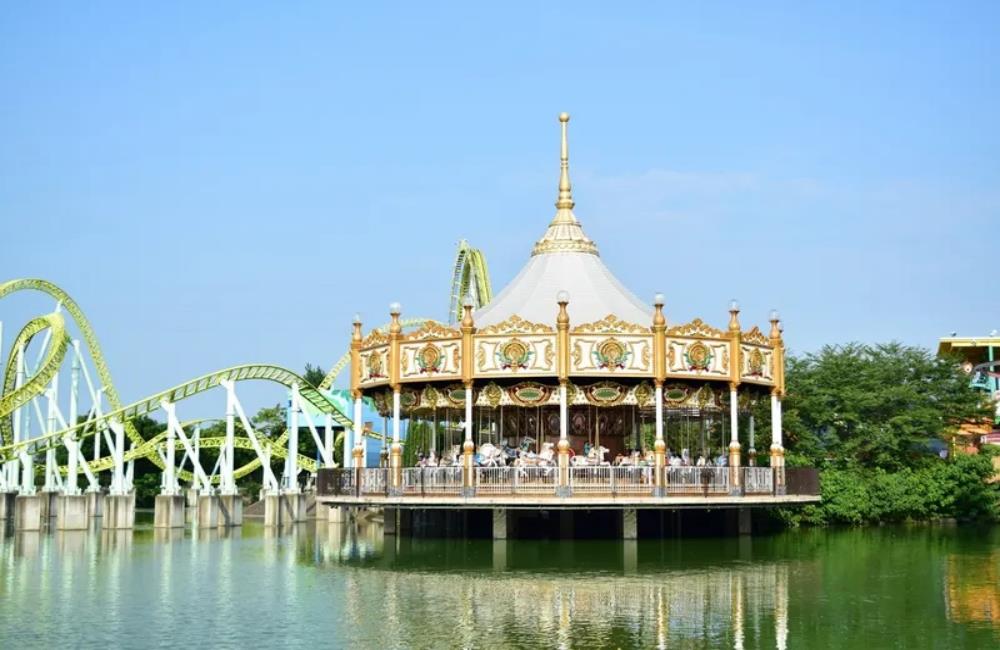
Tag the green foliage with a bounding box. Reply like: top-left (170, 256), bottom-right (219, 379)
top-left (782, 342), bottom-right (990, 470)
top-left (403, 420), bottom-right (433, 466)
top-left (302, 363), bottom-right (326, 388)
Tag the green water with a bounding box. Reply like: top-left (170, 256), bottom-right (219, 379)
top-left (1, 515), bottom-right (998, 648)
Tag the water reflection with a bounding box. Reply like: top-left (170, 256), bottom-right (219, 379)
top-left (1, 518), bottom-right (998, 647)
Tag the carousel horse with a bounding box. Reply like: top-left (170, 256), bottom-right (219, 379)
top-left (477, 442), bottom-right (506, 467)
top-left (571, 444), bottom-right (610, 466)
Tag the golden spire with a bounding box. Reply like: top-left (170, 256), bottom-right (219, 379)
top-left (531, 112), bottom-right (599, 257)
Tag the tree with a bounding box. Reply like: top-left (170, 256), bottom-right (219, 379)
top-left (302, 363), bottom-right (326, 388)
top-left (781, 342), bottom-right (990, 471)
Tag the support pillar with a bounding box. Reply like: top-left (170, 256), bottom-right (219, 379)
top-left (198, 495), bottom-right (220, 528)
top-left (102, 493), bottom-right (135, 530)
top-left (218, 494), bottom-right (243, 527)
top-left (0, 491), bottom-right (16, 523)
top-left (653, 383), bottom-right (665, 496)
top-left (384, 506), bottom-right (398, 535)
top-left (622, 508), bottom-right (637, 540)
top-left (86, 489), bottom-right (103, 518)
top-left (738, 507), bottom-right (752, 535)
top-left (556, 383), bottom-right (571, 497)
top-left (770, 392), bottom-right (785, 495)
top-left (55, 494), bottom-right (88, 530)
top-left (39, 490), bottom-right (59, 520)
top-left (154, 494), bottom-right (185, 529)
top-left (492, 507), bottom-right (507, 540)
top-left (461, 383), bottom-right (475, 497)
top-left (389, 390), bottom-right (402, 495)
top-left (729, 386), bottom-right (742, 495)
top-left (748, 414), bottom-right (756, 466)
top-left (14, 495), bottom-right (43, 531)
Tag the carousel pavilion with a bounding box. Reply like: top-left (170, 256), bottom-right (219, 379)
top-left (341, 113), bottom-right (789, 501)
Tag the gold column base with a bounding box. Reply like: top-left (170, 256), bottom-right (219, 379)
top-left (462, 440), bottom-right (475, 488)
top-left (557, 439), bottom-right (570, 488)
top-left (389, 443), bottom-right (402, 488)
top-left (653, 439), bottom-right (666, 490)
top-left (352, 445), bottom-right (365, 468)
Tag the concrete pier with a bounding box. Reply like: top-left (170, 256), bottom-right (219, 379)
top-left (0, 491), bottom-right (16, 523)
top-left (263, 493), bottom-right (306, 527)
top-left (86, 490), bottom-right (103, 518)
top-left (383, 507), bottom-right (397, 535)
top-left (14, 495), bottom-right (43, 531)
top-left (154, 495), bottom-right (186, 528)
top-left (492, 508), bottom-right (507, 540)
top-left (184, 488), bottom-right (200, 508)
top-left (102, 494), bottom-right (135, 529)
top-left (328, 505), bottom-right (346, 523)
top-left (218, 494), bottom-right (243, 527)
top-left (198, 495), bottom-right (220, 528)
top-left (55, 495), bottom-right (89, 530)
top-left (39, 490), bottom-right (59, 520)
top-left (622, 508), bottom-right (637, 540)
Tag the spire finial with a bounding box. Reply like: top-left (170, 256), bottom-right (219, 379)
top-left (556, 112), bottom-right (574, 210)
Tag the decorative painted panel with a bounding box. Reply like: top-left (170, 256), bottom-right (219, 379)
top-left (474, 334), bottom-right (557, 377)
top-left (570, 333), bottom-right (653, 376)
top-left (740, 344), bottom-right (775, 384)
top-left (664, 337), bottom-right (731, 380)
top-left (359, 345), bottom-right (390, 387)
top-left (399, 339), bottom-right (461, 381)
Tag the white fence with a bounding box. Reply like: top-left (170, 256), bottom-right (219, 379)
top-left (742, 467), bottom-right (774, 494)
top-left (612, 466), bottom-right (653, 494)
top-left (569, 466), bottom-right (612, 493)
top-left (477, 467), bottom-right (513, 494)
top-left (359, 468), bottom-right (387, 495)
top-left (402, 467), bottom-right (463, 495)
top-left (513, 466), bottom-right (557, 494)
top-left (666, 466), bottom-right (730, 495)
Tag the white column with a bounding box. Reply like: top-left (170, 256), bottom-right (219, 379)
top-left (771, 394), bottom-right (783, 449)
top-left (353, 396), bottom-right (364, 467)
top-left (748, 414), bottom-right (756, 465)
top-left (109, 420), bottom-right (125, 495)
top-left (193, 424), bottom-right (202, 493)
top-left (559, 384), bottom-right (568, 441)
top-left (324, 414), bottom-right (334, 468)
top-left (729, 389), bottom-right (739, 447)
top-left (43, 374), bottom-right (59, 491)
top-left (464, 388), bottom-right (473, 445)
top-left (13, 345), bottom-right (27, 494)
top-left (67, 342), bottom-right (81, 494)
top-left (221, 384), bottom-right (236, 495)
top-left (654, 384), bottom-right (664, 444)
top-left (164, 402), bottom-right (176, 496)
top-left (392, 390), bottom-right (401, 444)
top-left (288, 384), bottom-right (300, 492)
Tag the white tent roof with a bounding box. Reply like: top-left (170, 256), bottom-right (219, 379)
top-left (473, 114), bottom-right (652, 328)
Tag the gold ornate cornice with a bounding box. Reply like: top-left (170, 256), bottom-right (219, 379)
top-left (476, 314), bottom-right (555, 336)
top-left (403, 320), bottom-right (460, 341)
top-left (666, 318), bottom-right (726, 339)
top-left (742, 326), bottom-right (769, 346)
top-left (572, 313), bottom-right (650, 335)
top-left (362, 329), bottom-right (389, 347)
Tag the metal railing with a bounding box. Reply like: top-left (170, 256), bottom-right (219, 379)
top-left (612, 466), bottom-right (653, 494)
top-left (359, 468), bottom-right (388, 496)
top-left (742, 467), bottom-right (774, 495)
top-left (666, 466), bottom-right (730, 495)
top-left (569, 466), bottom-right (613, 493)
top-left (512, 466), bottom-right (557, 494)
top-left (477, 467), bottom-right (513, 495)
top-left (403, 467), bottom-right (464, 495)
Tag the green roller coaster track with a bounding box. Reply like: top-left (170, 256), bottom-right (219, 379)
top-left (0, 241), bottom-right (494, 484)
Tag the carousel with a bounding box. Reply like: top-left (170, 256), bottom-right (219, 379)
top-left (346, 113), bottom-right (787, 498)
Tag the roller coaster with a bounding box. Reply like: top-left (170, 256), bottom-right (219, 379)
top-left (0, 240), bottom-right (493, 498)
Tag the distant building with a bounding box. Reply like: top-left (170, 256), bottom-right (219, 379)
top-left (937, 334), bottom-right (1000, 451)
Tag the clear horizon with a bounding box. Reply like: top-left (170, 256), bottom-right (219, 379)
top-left (2, 3), bottom-right (998, 410)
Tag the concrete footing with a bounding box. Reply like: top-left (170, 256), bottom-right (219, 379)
top-left (0, 491), bottom-right (16, 523)
top-left (102, 494), bottom-right (135, 529)
top-left (622, 508), bottom-right (637, 540)
top-left (198, 495), bottom-right (220, 528)
top-left (86, 490), bottom-right (104, 518)
top-left (184, 488), bottom-right (200, 508)
top-left (154, 494), bottom-right (186, 528)
top-left (328, 505), bottom-right (346, 523)
top-left (39, 491), bottom-right (59, 520)
top-left (56, 495), bottom-right (89, 530)
top-left (263, 493), bottom-right (307, 527)
top-left (492, 508), bottom-right (507, 540)
top-left (383, 507), bottom-right (397, 534)
top-left (14, 495), bottom-right (43, 531)
top-left (738, 507), bottom-right (752, 535)
top-left (218, 494), bottom-right (243, 527)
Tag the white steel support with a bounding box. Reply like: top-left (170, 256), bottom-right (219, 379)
top-left (160, 401), bottom-right (213, 494)
top-left (108, 418), bottom-right (127, 495)
top-left (221, 380), bottom-right (280, 494)
top-left (288, 384), bottom-right (300, 493)
top-left (353, 396), bottom-right (364, 468)
top-left (66, 341), bottom-right (81, 494)
top-left (43, 375), bottom-right (60, 492)
top-left (296, 390), bottom-right (331, 467)
top-left (125, 447), bottom-right (134, 492)
top-left (15, 345), bottom-right (34, 495)
top-left (221, 383), bottom-right (237, 495)
top-left (163, 403), bottom-right (177, 496)
top-left (324, 414), bottom-right (334, 468)
top-left (193, 425), bottom-right (202, 492)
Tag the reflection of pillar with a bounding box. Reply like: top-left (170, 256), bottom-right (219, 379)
top-left (775, 564), bottom-right (789, 650)
top-left (492, 538), bottom-right (507, 571)
top-left (623, 538), bottom-right (637, 574)
top-left (733, 570), bottom-right (745, 650)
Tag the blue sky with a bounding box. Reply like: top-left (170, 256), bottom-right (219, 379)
top-left (1, 3), bottom-right (998, 409)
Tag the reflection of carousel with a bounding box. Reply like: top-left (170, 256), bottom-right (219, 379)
top-left (345, 113), bottom-right (788, 498)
